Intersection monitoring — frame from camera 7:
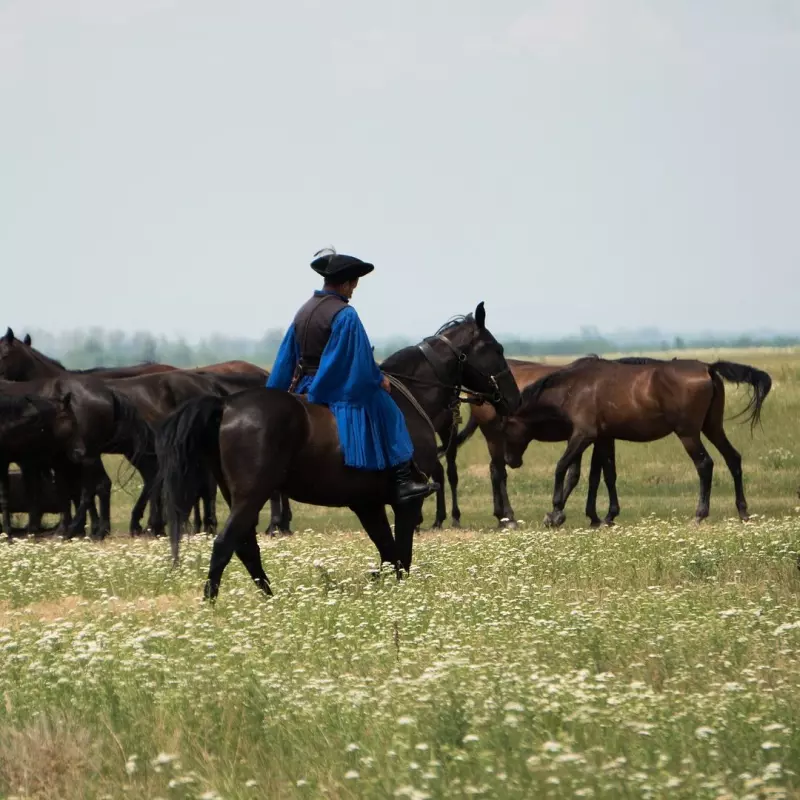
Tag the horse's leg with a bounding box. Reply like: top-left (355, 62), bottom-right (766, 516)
top-left (445, 432), bottom-right (462, 528)
top-left (394, 498), bottom-right (422, 575)
top-left (351, 503), bottom-right (398, 573)
top-left (601, 440), bottom-right (621, 525)
top-left (192, 500), bottom-right (202, 534)
top-left (22, 465), bottom-right (44, 534)
top-left (203, 471), bottom-right (218, 534)
top-left (128, 459), bottom-right (155, 536)
top-left (206, 495), bottom-right (268, 601)
top-left (677, 433), bottom-right (714, 522)
top-left (279, 493), bottom-right (292, 535)
top-left (233, 528), bottom-right (272, 596)
top-left (584, 446), bottom-right (604, 527)
top-left (562, 455), bottom-right (582, 507)
top-left (702, 421), bottom-right (748, 521)
top-left (267, 492), bottom-right (283, 536)
top-left (94, 463), bottom-right (112, 538)
top-left (429, 460), bottom-right (446, 530)
top-left (0, 465), bottom-right (12, 537)
top-left (545, 434), bottom-right (593, 528)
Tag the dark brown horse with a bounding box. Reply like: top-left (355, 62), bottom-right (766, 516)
top-left (445, 358), bottom-right (619, 528)
top-left (1, 468), bottom-right (73, 535)
top-left (0, 388), bottom-right (86, 536)
top-left (264, 317), bottom-right (521, 535)
top-left (105, 370), bottom-right (269, 534)
top-left (0, 329), bottom-right (268, 382)
top-left (157, 304), bottom-right (520, 600)
top-left (0, 329), bottom-right (269, 533)
top-left (503, 356), bottom-right (771, 526)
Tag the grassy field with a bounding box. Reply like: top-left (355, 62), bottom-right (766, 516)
top-left (1, 348), bottom-right (799, 799)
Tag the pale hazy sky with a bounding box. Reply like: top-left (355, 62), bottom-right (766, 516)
top-left (2, 0), bottom-right (798, 342)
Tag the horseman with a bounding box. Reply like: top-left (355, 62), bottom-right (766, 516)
top-left (267, 248), bottom-right (440, 504)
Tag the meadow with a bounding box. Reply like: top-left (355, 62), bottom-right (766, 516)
top-left (1, 348), bottom-right (799, 799)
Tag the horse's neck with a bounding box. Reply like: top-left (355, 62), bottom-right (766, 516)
top-left (24, 349), bottom-right (65, 378)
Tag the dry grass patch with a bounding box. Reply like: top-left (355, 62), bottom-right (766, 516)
top-left (0, 715), bottom-right (99, 800)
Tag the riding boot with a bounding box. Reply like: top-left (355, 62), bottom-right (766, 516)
top-left (390, 461), bottom-right (440, 504)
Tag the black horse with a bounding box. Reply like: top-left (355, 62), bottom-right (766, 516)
top-left (157, 304), bottom-right (521, 600)
top-left (265, 313), bottom-right (514, 534)
top-left (0, 388), bottom-right (86, 536)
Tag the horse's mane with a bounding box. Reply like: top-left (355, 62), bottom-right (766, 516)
top-left (380, 314), bottom-right (474, 372)
top-left (613, 356), bottom-right (671, 365)
top-left (77, 362), bottom-right (158, 374)
top-left (434, 314), bottom-right (471, 336)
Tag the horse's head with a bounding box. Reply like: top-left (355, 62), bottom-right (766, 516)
top-left (437, 303), bottom-right (521, 416)
top-left (502, 415), bottom-right (529, 469)
top-left (0, 328), bottom-right (64, 381)
top-left (0, 328), bottom-right (30, 381)
top-left (49, 388), bottom-right (87, 463)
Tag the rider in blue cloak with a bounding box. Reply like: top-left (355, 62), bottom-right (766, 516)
top-left (267, 248), bottom-right (439, 504)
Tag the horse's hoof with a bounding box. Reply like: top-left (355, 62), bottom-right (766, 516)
top-left (279, 529), bottom-right (293, 537)
top-left (451, 519), bottom-right (462, 529)
top-left (588, 518), bottom-right (602, 529)
top-left (603, 517), bottom-right (616, 528)
top-left (499, 518), bottom-right (518, 530)
top-left (544, 511), bottom-right (565, 528)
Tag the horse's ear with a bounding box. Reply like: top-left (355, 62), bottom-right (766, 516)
top-left (23, 333), bottom-right (31, 346)
top-left (4, 328), bottom-right (13, 344)
top-left (475, 302), bottom-right (486, 330)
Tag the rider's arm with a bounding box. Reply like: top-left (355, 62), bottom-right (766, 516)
top-left (307, 306), bottom-right (382, 404)
top-left (266, 324), bottom-right (300, 390)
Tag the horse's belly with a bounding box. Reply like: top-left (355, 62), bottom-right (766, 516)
top-left (283, 458), bottom-right (390, 508)
top-left (600, 414), bottom-right (672, 443)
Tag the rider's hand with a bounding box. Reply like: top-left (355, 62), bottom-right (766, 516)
top-left (381, 374), bottom-right (391, 393)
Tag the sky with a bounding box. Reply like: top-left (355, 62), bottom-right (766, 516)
top-left (1, 0), bottom-right (799, 342)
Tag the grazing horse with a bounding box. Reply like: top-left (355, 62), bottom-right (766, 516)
top-left (0, 329), bottom-right (269, 534)
top-left (0, 329), bottom-right (268, 382)
top-left (503, 356), bottom-right (771, 526)
top-left (2, 376), bottom-right (154, 537)
top-left (0, 389), bottom-right (86, 536)
top-left (444, 358), bottom-right (619, 529)
top-left (157, 304), bottom-right (520, 600)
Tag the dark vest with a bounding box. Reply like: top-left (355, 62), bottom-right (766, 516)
top-left (292, 292), bottom-right (349, 376)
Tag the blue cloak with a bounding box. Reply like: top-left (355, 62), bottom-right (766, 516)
top-left (267, 291), bottom-right (414, 470)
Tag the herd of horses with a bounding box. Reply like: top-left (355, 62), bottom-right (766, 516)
top-left (0, 303), bottom-right (772, 599)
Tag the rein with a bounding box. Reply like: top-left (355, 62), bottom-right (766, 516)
top-left (383, 329), bottom-right (510, 454)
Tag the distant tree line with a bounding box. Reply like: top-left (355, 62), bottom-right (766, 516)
top-left (22, 327), bottom-right (800, 370)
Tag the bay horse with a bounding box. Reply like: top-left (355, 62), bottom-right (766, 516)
top-left (0, 388), bottom-right (86, 536)
top-left (157, 303), bottom-right (520, 600)
top-left (444, 358), bottom-right (619, 529)
top-left (503, 356), bottom-right (771, 526)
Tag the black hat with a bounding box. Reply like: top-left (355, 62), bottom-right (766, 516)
top-left (310, 247), bottom-right (374, 283)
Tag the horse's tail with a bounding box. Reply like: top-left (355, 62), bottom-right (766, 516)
top-left (708, 361), bottom-right (772, 432)
top-left (437, 413), bottom-right (480, 456)
top-left (156, 394), bottom-right (225, 565)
